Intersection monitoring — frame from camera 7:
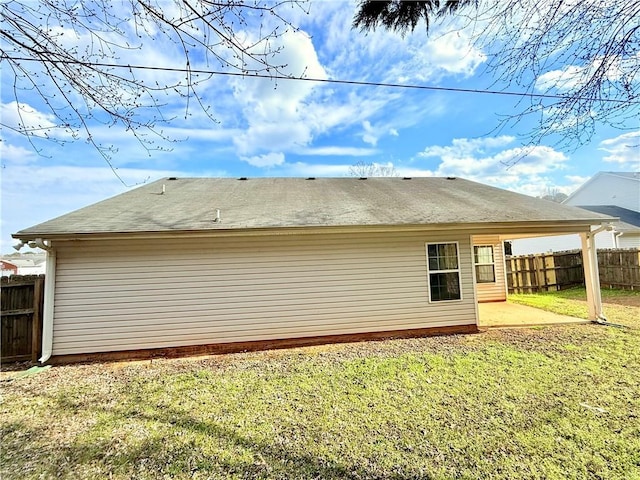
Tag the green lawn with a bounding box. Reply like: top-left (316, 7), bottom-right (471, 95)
top-left (509, 286), bottom-right (640, 320)
top-left (2, 290), bottom-right (639, 480)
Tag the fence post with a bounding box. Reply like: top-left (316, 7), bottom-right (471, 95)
top-left (31, 276), bottom-right (44, 363)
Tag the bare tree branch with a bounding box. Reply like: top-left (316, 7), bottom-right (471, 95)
top-left (348, 161), bottom-right (398, 177)
top-left (0, 0), bottom-right (308, 184)
top-left (353, 0), bottom-right (640, 153)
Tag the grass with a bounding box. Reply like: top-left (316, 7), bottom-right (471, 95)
top-left (509, 286), bottom-right (640, 320)
top-left (1, 289), bottom-right (639, 479)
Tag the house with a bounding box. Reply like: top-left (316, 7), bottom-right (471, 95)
top-left (1, 260), bottom-right (18, 276)
top-left (512, 172), bottom-right (640, 254)
top-left (0, 253), bottom-right (47, 276)
top-left (575, 205), bottom-right (640, 248)
top-left (567, 171), bottom-right (640, 212)
top-left (13, 177), bottom-right (614, 363)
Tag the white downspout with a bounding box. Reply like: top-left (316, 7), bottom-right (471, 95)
top-left (614, 231), bottom-right (623, 248)
top-left (30, 238), bottom-right (56, 363)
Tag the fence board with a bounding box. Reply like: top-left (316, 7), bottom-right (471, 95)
top-left (507, 248), bottom-right (640, 293)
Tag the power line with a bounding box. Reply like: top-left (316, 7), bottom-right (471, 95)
top-left (3, 55), bottom-right (633, 104)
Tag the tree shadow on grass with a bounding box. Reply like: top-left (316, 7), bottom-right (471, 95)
top-left (93, 404), bottom-right (382, 479)
top-left (5, 401), bottom-right (429, 480)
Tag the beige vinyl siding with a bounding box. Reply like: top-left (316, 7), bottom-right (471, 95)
top-left (619, 234), bottom-right (640, 249)
top-left (472, 235), bottom-right (507, 302)
top-left (51, 231), bottom-right (478, 355)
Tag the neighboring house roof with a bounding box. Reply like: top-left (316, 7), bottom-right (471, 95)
top-left (1, 260), bottom-right (18, 271)
top-left (0, 255), bottom-right (47, 277)
top-left (7, 258), bottom-right (46, 268)
top-left (14, 177), bottom-right (614, 239)
top-left (578, 205), bottom-right (640, 233)
top-left (563, 171), bottom-right (640, 207)
top-left (607, 172), bottom-right (640, 180)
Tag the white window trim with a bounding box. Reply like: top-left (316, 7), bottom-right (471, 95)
top-left (474, 245), bottom-right (496, 284)
top-left (425, 241), bottom-right (463, 303)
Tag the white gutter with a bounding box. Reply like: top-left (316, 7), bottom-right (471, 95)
top-left (26, 238), bottom-right (55, 363)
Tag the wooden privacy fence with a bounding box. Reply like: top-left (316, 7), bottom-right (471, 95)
top-left (1, 275), bottom-right (44, 362)
top-left (507, 248), bottom-right (640, 293)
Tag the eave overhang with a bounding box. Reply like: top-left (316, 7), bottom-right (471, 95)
top-left (13, 218), bottom-right (615, 243)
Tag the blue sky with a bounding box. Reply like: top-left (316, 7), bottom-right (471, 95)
top-left (1, 1), bottom-right (638, 252)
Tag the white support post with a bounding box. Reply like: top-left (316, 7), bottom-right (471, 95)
top-left (580, 232), bottom-right (603, 320)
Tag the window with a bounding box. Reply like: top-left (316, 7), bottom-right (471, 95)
top-left (426, 243), bottom-right (462, 301)
top-left (474, 245), bottom-right (496, 283)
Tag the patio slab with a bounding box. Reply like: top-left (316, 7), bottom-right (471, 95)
top-left (478, 302), bottom-right (591, 328)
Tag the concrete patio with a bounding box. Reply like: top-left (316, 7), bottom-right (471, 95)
top-left (478, 302), bottom-right (591, 328)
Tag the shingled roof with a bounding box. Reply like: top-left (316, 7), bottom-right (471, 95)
top-left (14, 177), bottom-right (614, 238)
top-left (578, 205), bottom-right (640, 232)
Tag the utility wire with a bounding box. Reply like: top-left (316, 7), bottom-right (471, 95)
top-left (3, 55), bottom-right (634, 104)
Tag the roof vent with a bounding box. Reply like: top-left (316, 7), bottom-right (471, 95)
top-left (359, 177), bottom-right (367, 180)
top-left (238, 177), bottom-right (248, 181)
top-left (306, 177), bottom-right (316, 180)
top-left (168, 177), bottom-right (177, 180)
top-left (446, 176), bottom-right (456, 180)
top-left (403, 177), bottom-right (412, 180)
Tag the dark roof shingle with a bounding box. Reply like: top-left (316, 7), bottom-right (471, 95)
top-left (15, 177), bottom-right (615, 237)
top-left (577, 205), bottom-right (640, 231)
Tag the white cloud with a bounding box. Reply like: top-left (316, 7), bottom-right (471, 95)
top-left (415, 136), bottom-right (569, 196)
top-left (598, 131), bottom-right (640, 166)
top-left (561, 175), bottom-right (591, 196)
top-left (536, 53), bottom-right (640, 93)
top-left (230, 29), bottom-right (329, 155)
top-left (536, 66), bottom-right (586, 92)
top-left (1, 101), bottom-right (59, 137)
top-left (540, 105), bottom-right (598, 136)
top-left (420, 136), bottom-right (516, 160)
top-left (1, 2), bottom-right (488, 176)
top-left (0, 142), bottom-right (37, 165)
top-left (225, 1), bottom-right (486, 163)
top-left (565, 175), bottom-right (590, 185)
top-left (276, 161), bottom-right (352, 177)
top-left (314, 3), bottom-right (485, 84)
top-left (361, 120), bottom-right (403, 147)
top-left (295, 146), bottom-right (378, 157)
top-left (418, 29), bottom-right (487, 78)
top-left (241, 152), bottom-right (285, 167)
top-left (362, 121), bottom-right (378, 146)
